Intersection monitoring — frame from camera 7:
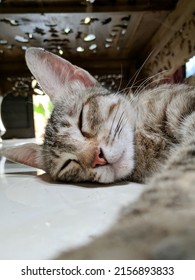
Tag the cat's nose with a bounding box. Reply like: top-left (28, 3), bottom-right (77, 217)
top-left (92, 148), bottom-right (107, 168)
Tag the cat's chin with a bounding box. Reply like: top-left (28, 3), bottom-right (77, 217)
top-left (92, 165), bottom-right (115, 183)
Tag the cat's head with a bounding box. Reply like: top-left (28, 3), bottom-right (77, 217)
top-left (2, 48), bottom-right (136, 183)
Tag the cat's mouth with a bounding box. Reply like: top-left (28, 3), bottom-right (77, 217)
top-left (92, 151), bottom-right (127, 183)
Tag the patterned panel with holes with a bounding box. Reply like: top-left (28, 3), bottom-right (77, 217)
top-left (5, 73), bottom-right (125, 97)
top-left (0, 13), bottom-right (131, 58)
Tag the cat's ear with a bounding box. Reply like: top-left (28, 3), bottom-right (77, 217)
top-left (25, 47), bottom-right (97, 102)
top-left (1, 143), bottom-right (45, 171)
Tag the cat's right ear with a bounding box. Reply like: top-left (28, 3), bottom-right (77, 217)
top-left (25, 47), bottom-right (97, 103)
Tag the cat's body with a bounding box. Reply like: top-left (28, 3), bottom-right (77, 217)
top-left (130, 83), bottom-right (195, 182)
top-left (2, 48), bottom-right (195, 259)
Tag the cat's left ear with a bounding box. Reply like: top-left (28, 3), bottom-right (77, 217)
top-left (25, 47), bottom-right (97, 103)
top-left (1, 143), bottom-right (45, 171)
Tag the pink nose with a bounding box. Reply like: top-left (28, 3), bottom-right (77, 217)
top-left (92, 148), bottom-right (107, 168)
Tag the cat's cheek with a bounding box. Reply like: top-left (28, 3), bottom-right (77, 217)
top-left (112, 150), bottom-right (135, 181)
top-left (113, 162), bottom-right (133, 181)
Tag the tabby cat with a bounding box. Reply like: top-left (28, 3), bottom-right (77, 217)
top-left (2, 48), bottom-right (195, 259)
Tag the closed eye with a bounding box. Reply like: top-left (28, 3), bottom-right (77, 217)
top-left (78, 107), bottom-right (92, 138)
top-left (59, 159), bottom-right (72, 172)
top-left (78, 107), bottom-right (83, 130)
top-left (59, 159), bottom-right (80, 174)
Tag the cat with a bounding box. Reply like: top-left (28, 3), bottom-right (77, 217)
top-left (2, 47), bottom-right (195, 259)
top-left (2, 47), bottom-right (195, 184)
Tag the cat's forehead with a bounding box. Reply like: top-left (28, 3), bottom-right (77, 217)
top-left (88, 94), bottom-right (122, 119)
top-left (85, 93), bottom-right (120, 109)
top-left (53, 89), bottom-right (116, 116)
top-left (45, 92), bottom-right (120, 142)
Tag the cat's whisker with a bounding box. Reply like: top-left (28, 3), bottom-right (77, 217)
top-left (118, 118), bottom-right (128, 138)
top-left (113, 111), bottom-right (125, 141)
top-left (133, 70), bottom-right (169, 96)
top-left (129, 50), bottom-right (155, 91)
top-left (115, 64), bottom-right (124, 95)
top-left (107, 104), bottom-right (120, 142)
top-left (116, 112), bottom-right (125, 134)
top-left (138, 75), bottom-right (168, 94)
top-left (115, 69), bottom-right (166, 97)
top-left (115, 66), bottom-right (142, 97)
top-left (133, 72), bottom-right (163, 90)
top-left (117, 86), bottom-right (130, 96)
top-left (124, 74), bottom-right (156, 91)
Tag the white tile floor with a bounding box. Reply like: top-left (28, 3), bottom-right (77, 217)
top-left (0, 139), bottom-right (144, 260)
